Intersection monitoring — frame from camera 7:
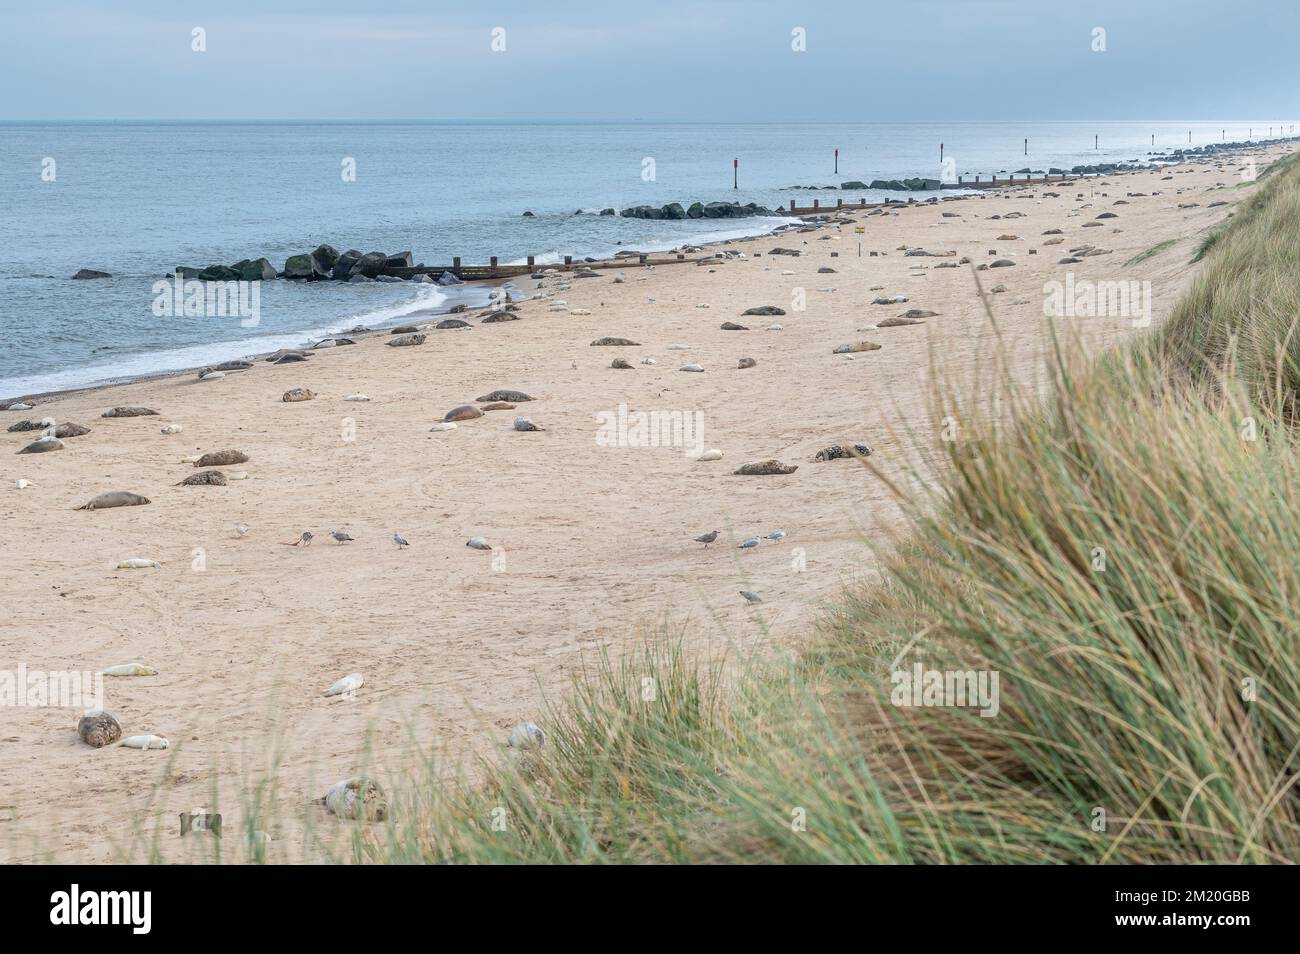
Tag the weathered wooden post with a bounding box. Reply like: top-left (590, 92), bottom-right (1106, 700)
top-left (526, 255), bottom-right (535, 267)
top-left (836, 198), bottom-right (843, 208)
top-left (813, 199), bottom-right (819, 209)
top-left (490, 256), bottom-right (498, 270)
top-left (789, 199), bottom-right (796, 211)
top-left (564, 255), bottom-right (572, 266)
top-left (639, 254), bottom-right (647, 264)
top-left (453, 256), bottom-right (461, 274)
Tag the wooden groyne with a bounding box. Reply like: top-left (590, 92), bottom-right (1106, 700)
top-left (387, 252), bottom-right (706, 282)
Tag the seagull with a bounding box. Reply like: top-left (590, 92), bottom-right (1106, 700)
top-left (738, 537), bottom-right (761, 549)
top-left (765, 530), bottom-right (786, 541)
top-left (329, 530), bottom-right (354, 545)
top-left (234, 523), bottom-right (250, 538)
top-left (694, 530), bottom-right (720, 548)
top-left (393, 532), bottom-right (410, 549)
top-left (740, 590), bottom-right (763, 604)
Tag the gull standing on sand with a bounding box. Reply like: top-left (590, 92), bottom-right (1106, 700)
top-left (694, 530), bottom-right (720, 548)
top-left (393, 532), bottom-right (410, 549)
top-left (330, 530), bottom-right (355, 545)
top-left (740, 591), bottom-right (763, 604)
top-left (234, 523), bottom-right (250, 538)
top-left (765, 530), bottom-right (786, 541)
top-left (738, 537), bottom-right (761, 549)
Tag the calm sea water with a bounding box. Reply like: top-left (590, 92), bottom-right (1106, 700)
top-left (0, 120), bottom-right (1284, 397)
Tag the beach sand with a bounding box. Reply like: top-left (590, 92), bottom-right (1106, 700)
top-left (0, 147), bottom-right (1280, 862)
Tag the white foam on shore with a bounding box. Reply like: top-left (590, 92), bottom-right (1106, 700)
top-left (0, 284), bottom-right (448, 398)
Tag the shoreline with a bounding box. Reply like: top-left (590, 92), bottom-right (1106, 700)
top-left (6, 133), bottom-right (1287, 407)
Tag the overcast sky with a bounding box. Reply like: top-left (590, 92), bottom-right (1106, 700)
top-left (1, 0), bottom-right (1294, 122)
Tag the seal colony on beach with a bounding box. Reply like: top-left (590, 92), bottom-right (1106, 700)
top-left (0, 141), bottom-right (1265, 858)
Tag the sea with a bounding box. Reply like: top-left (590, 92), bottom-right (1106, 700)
top-left (0, 119), bottom-right (1288, 398)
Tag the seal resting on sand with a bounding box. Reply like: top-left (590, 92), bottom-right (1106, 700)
top-left (102, 406), bottom-right (158, 418)
top-left (17, 436), bottom-right (63, 453)
top-left (387, 333), bottom-right (426, 347)
top-left (7, 419), bottom-right (51, 432)
top-left (78, 710), bottom-right (122, 748)
top-left (445, 405), bottom-right (483, 422)
top-left (121, 735), bottom-right (169, 750)
top-left (50, 422), bottom-right (91, 438)
top-left (282, 388), bottom-right (315, 402)
top-left (512, 417), bottom-right (544, 431)
top-left (321, 777), bottom-right (388, 821)
top-left (195, 449), bottom-right (248, 467)
top-left (737, 357), bottom-right (757, 369)
top-left (591, 336), bottom-right (639, 346)
top-left (815, 443), bottom-right (873, 462)
top-left (833, 341), bottom-right (882, 354)
top-left (480, 311), bottom-right (519, 323)
top-left (265, 350), bottom-right (309, 363)
top-left (611, 358), bottom-right (633, 369)
top-left (178, 470), bottom-right (227, 486)
top-left (478, 401), bottom-right (516, 411)
top-left (435, 318), bottom-right (471, 329)
top-left (734, 459), bottom-right (798, 476)
top-left (77, 491), bottom-right (150, 510)
top-left (476, 390), bottom-right (533, 403)
top-left (720, 321), bottom-right (749, 331)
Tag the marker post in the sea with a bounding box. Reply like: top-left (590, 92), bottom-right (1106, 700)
top-left (1024, 138), bottom-right (1028, 156)
top-left (1094, 134), bottom-right (1099, 150)
top-left (834, 148), bottom-right (838, 174)
top-left (733, 158), bottom-right (738, 190)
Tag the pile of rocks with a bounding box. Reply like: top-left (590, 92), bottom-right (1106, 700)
top-left (172, 245), bottom-right (462, 285)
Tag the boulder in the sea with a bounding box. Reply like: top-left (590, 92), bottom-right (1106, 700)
top-left (283, 253), bottom-right (327, 281)
top-left (72, 269), bottom-right (111, 280)
top-left (332, 249), bottom-right (363, 281)
top-left (233, 257), bottom-right (277, 281)
top-left (312, 244), bottom-right (341, 272)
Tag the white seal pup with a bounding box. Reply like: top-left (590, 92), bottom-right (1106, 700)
top-left (323, 673), bottom-right (364, 698)
top-left (120, 735), bottom-right (169, 750)
top-left (466, 537), bottom-right (492, 551)
top-left (508, 721), bottom-right (546, 750)
top-left (322, 777), bottom-right (388, 821)
top-left (102, 663), bottom-right (158, 677)
top-left (116, 558), bottom-right (161, 569)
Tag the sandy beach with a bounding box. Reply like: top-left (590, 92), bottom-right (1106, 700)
top-left (1, 146), bottom-right (1281, 863)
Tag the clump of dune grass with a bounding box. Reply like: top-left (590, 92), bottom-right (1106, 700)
top-left (1124, 238), bottom-right (1175, 267)
top-left (142, 151), bottom-right (1300, 864)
